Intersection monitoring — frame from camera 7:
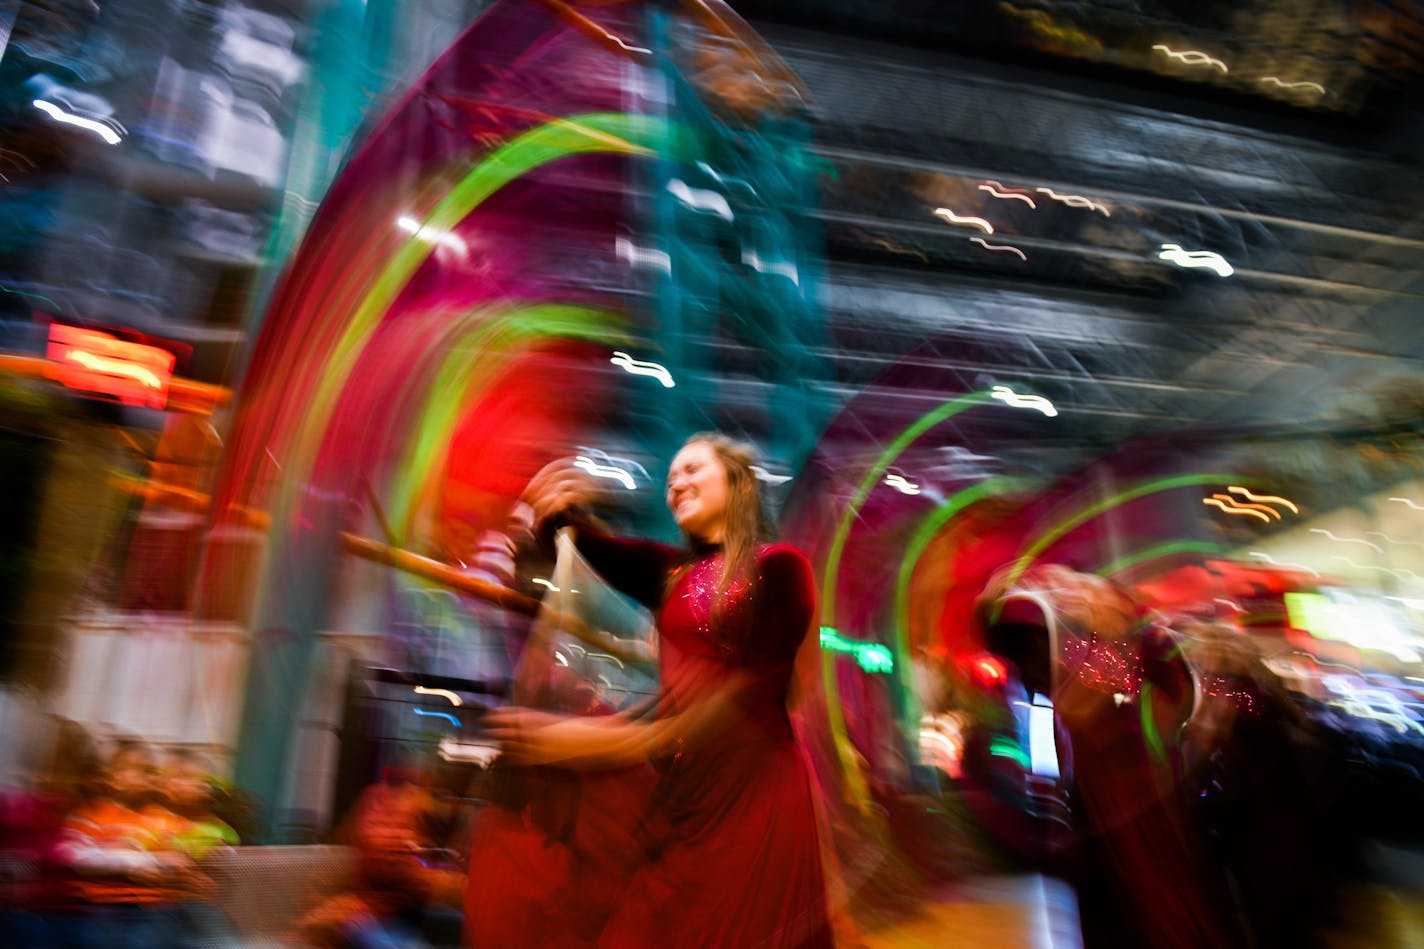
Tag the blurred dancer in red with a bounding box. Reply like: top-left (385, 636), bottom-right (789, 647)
top-left (468, 433), bottom-right (832, 948)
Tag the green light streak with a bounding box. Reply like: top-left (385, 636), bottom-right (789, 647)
top-left (1003, 472), bottom-right (1237, 592)
top-left (988, 736), bottom-right (1030, 770)
top-left (279, 112), bottom-right (670, 538)
top-left (819, 627), bottom-right (894, 674)
top-left (892, 477), bottom-right (1030, 743)
top-left (1097, 540), bottom-right (1222, 578)
top-left (820, 391), bottom-right (992, 629)
top-left (386, 303), bottom-right (634, 538)
top-left (1139, 680), bottom-right (1167, 765)
top-left (817, 390), bottom-right (993, 807)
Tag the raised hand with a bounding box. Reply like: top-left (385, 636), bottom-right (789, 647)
top-left (521, 458), bottom-right (607, 525)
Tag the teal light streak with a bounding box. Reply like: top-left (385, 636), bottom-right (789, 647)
top-left (2, 283), bottom-right (63, 312)
top-left (819, 627), bottom-right (894, 675)
top-left (988, 736), bottom-right (1030, 770)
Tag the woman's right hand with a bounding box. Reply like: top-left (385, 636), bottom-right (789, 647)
top-left (520, 458), bottom-right (606, 525)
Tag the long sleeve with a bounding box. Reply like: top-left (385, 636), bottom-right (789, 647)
top-left (746, 544), bottom-right (818, 665)
top-left (535, 511), bottom-right (682, 611)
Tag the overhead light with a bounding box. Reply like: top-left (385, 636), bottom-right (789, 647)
top-left (970, 236), bottom-right (1027, 261)
top-left (1203, 497), bottom-right (1269, 523)
top-left (1035, 188), bottom-right (1110, 217)
top-left (752, 465), bottom-right (792, 485)
top-left (978, 181), bottom-right (1036, 208)
top-left (610, 351), bottom-right (674, 388)
top-left (1210, 493), bottom-right (1280, 519)
top-left (884, 473), bottom-right (921, 495)
top-left (33, 99), bottom-right (123, 145)
top-left (1309, 528), bottom-right (1383, 554)
top-left (990, 385), bottom-right (1057, 417)
top-left (1158, 243), bottom-right (1233, 277)
top-left (1227, 486), bottom-right (1298, 514)
top-left (615, 236), bottom-right (671, 273)
top-left (1261, 77), bottom-right (1324, 95)
top-left (1247, 551), bottom-right (1319, 577)
top-left (933, 207), bottom-right (993, 234)
top-left (574, 454), bottom-right (636, 490)
top-left (414, 686), bottom-right (462, 706)
top-left (667, 179), bottom-right (732, 221)
top-left (1151, 43), bottom-right (1229, 73)
top-left (396, 215), bottom-right (466, 253)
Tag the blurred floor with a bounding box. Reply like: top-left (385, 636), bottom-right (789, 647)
top-left (856, 874), bottom-right (1081, 949)
top-left (853, 856), bottom-right (1424, 949)
top-left (1321, 840), bottom-right (1424, 949)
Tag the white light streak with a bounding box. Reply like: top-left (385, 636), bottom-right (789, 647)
top-left (1248, 551), bottom-right (1319, 577)
top-left (437, 737), bottom-right (501, 766)
top-left (574, 454), bottom-right (636, 490)
top-left (1151, 43), bottom-right (1229, 73)
top-left (970, 236), bottom-right (1028, 261)
top-left (610, 351), bottom-right (674, 388)
top-left (884, 473), bottom-right (921, 496)
top-left (396, 215), bottom-right (467, 253)
top-left (532, 577), bottom-right (559, 592)
top-left (33, 99), bottom-right (123, 145)
top-left (1261, 77), bottom-right (1325, 95)
top-left (667, 179), bottom-right (733, 221)
top-left (1365, 531), bottom-right (1424, 550)
top-left (990, 384), bottom-right (1058, 417)
top-left (978, 181), bottom-right (1037, 208)
top-left (615, 236), bottom-right (671, 273)
top-left (1329, 555), bottom-right (1418, 581)
top-left (414, 686), bottom-right (463, 706)
top-left (1035, 188), bottom-right (1110, 216)
top-left (66, 350), bottom-right (162, 390)
top-left (933, 207), bottom-right (994, 234)
top-left (1158, 242), bottom-right (1233, 277)
top-left (1389, 497), bottom-right (1424, 512)
top-left (751, 465), bottom-right (792, 485)
top-left (1310, 528), bottom-right (1384, 554)
top-left (741, 248), bottom-right (799, 284)
top-left (575, 447), bottom-right (650, 481)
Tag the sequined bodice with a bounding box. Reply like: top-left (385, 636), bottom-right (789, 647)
top-left (1062, 632), bottom-right (1143, 696)
top-left (561, 527), bottom-right (816, 737)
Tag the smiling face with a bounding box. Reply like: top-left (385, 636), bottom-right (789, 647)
top-left (666, 440), bottom-right (731, 543)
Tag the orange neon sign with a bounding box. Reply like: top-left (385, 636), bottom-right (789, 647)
top-left (46, 324), bottom-right (175, 409)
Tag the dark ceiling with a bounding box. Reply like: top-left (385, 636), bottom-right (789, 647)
top-left (695, 0), bottom-right (1424, 506)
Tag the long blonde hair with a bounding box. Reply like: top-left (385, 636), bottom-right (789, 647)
top-left (676, 432), bottom-right (771, 592)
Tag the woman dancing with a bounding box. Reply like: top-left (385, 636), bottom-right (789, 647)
top-left (469, 433), bottom-right (832, 948)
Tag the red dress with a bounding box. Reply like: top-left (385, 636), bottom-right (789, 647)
top-left (465, 530), bottom-right (832, 949)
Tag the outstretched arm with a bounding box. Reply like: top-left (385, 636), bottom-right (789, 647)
top-left (486, 668), bottom-right (753, 769)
